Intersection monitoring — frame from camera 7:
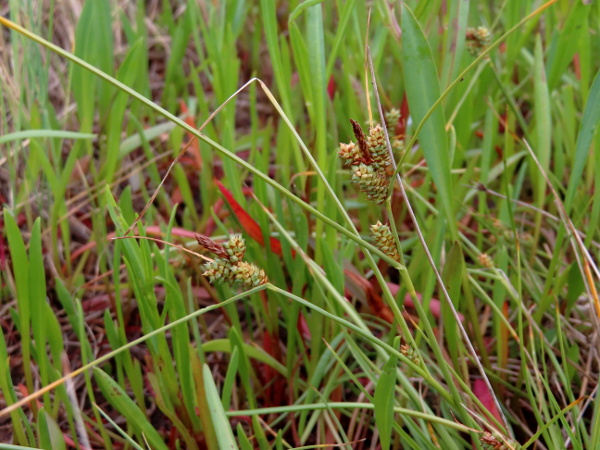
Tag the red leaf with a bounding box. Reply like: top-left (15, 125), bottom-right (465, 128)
top-left (573, 53), bottom-right (581, 80)
top-left (215, 180), bottom-right (288, 257)
top-left (261, 330), bottom-right (285, 406)
top-left (297, 313), bottom-right (311, 340)
top-left (327, 75), bottom-right (336, 99)
top-left (398, 92), bottom-right (410, 136)
top-left (473, 379), bottom-right (503, 424)
top-left (344, 270), bottom-right (394, 323)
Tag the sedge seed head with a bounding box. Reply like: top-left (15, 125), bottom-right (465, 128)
top-left (466, 26), bottom-right (492, 57)
top-left (231, 261), bottom-right (268, 287)
top-left (223, 234), bottom-right (246, 263)
top-left (385, 108), bottom-right (400, 131)
top-left (351, 164), bottom-right (389, 205)
top-left (202, 258), bottom-right (235, 284)
top-left (367, 124), bottom-right (391, 168)
top-left (479, 432), bottom-right (519, 450)
top-left (370, 221), bottom-right (400, 262)
top-left (338, 142), bottom-right (362, 165)
top-left (477, 253), bottom-right (494, 268)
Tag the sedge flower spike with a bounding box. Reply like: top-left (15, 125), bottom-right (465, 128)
top-left (466, 26), bottom-right (492, 57)
top-left (340, 119), bottom-right (394, 205)
top-left (351, 164), bottom-right (388, 205)
top-left (479, 432), bottom-right (520, 450)
top-left (223, 234), bottom-right (246, 262)
top-left (367, 124), bottom-right (391, 169)
top-left (385, 108), bottom-right (400, 131)
top-left (400, 344), bottom-right (420, 365)
top-left (196, 233), bottom-right (268, 287)
top-left (370, 221), bottom-right (401, 262)
top-left (338, 142), bottom-right (363, 166)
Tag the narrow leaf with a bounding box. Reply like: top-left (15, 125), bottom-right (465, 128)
top-left (401, 5), bottom-right (456, 238)
top-left (564, 69), bottom-right (600, 212)
top-left (94, 368), bottom-right (167, 450)
top-left (373, 355), bottom-right (397, 450)
top-left (203, 364), bottom-right (238, 449)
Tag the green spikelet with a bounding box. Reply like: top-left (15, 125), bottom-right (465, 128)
top-left (199, 233), bottom-right (268, 287)
top-left (392, 138), bottom-right (404, 154)
top-left (367, 124), bottom-right (391, 168)
top-left (223, 234), bottom-right (246, 263)
top-left (351, 164), bottom-right (388, 205)
top-left (203, 258), bottom-right (235, 284)
top-left (466, 26), bottom-right (492, 57)
top-left (370, 221), bottom-right (400, 262)
top-left (400, 344), bottom-right (420, 365)
top-left (231, 261), bottom-right (268, 287)
top-left (385, 108), bottom-right (400, 131)
top-left (338, 142), bottom-right (362, 165)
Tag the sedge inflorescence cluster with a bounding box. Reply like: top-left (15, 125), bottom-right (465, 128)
top-left (338, 119), bottom-right (393, 205)
top-left (196, 233), bottom-right (268, 288)
top-left (370, 221), bottom-right (401, 263)
top-left (466, 26), bottom-right (492, 57)
top-left (339, 120), bottom-right (404, 264)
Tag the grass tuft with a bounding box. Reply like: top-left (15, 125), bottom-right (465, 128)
top-left (1, 1), bottom-right (599, 448)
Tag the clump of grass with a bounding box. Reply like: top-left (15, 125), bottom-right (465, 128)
top-left (1, 0), bottom-right (599, 448)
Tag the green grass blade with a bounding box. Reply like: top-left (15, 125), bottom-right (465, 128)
top-left (37, 409), bottom-right (66, 450)
top-left (401, 4), bottom-right (457, 239)
top-left (102, 37), bottom-right (145, 183)
top-left (202, 364), bottom-right (238, 449)
top-left (564, 68), bottom-right (600, 213)
top-left (546, 1), bottom-right (590, 91)
top-left (0, 130), bottom-right (95, 144)
top-left (3, 209), bottom-right (33, 395)
top-left (28, 219), bottom-right (52, 408)
top-left (373, 354), bottom-right (398, 450)
top-left (94, 368), bottom-right (168, 450)
top-left (532, 33), bottom-right (551, 204)
top-left (93, 403), bottom-right (145, 450)
top-left (71, 0), bottom-right (113, 131)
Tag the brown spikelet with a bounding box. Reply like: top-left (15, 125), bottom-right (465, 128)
top-left (195, 234), bottom-right (229, 259)
top-left (466, 26), bottom-right (492, 57)
top-left (350, 118), bottom-right (372, 162)
top-left (477, 253), bottom-right (494, 268)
